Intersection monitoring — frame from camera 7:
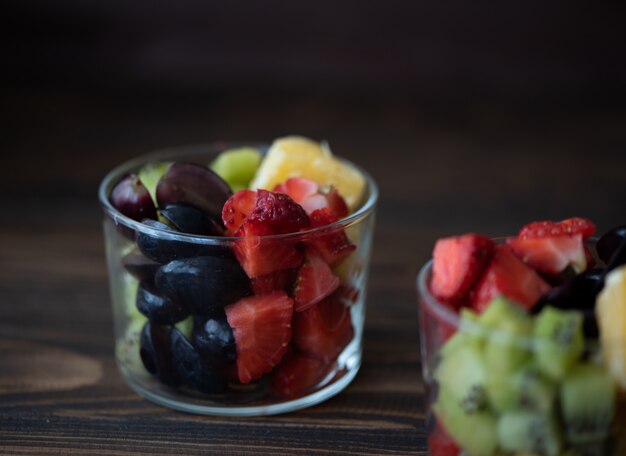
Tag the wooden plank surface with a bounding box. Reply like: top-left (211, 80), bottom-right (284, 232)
top-left (0, 87), bottom-right (625, 455)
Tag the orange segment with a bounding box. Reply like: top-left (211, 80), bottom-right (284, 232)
top-left (249, 136), bottom-right (366, 211)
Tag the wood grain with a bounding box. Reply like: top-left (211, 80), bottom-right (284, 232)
top-left (1, 87), bottom-right (625, 454)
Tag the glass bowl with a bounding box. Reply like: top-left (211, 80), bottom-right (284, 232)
top-left (98, 142), bottom-right (378, 416)
top-left (417, 256), bottom-right (626, 456)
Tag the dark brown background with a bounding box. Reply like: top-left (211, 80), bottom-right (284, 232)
top-left (1, 1), bottom-right (625, 454)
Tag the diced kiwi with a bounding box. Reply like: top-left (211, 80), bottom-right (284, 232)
top-left (559, 362), bottom-right (616, 445)
top-left (479, 297), bottom-right (534, 375)
top-left (497, 411), bottom-right (562, 456)
top-left (486, 363), bottom-right (557, 414)
top-left (138, 161), bottom-right (171, 203)
top-left (478, 296), bottom-right (528, 328)
top-left (210, 147), bottom-right (262, 192)
top-left (434, 387), bottom-right (499, 456)
top-left (533, 306), bottom-right (584, 380)
top-left (435, 343), bottom-right (488, 414)
top-left (440, 308), bottom-right (485, 358)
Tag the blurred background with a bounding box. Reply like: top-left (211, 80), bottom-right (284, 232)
top-left (2, 0), bottom-right (625, 274)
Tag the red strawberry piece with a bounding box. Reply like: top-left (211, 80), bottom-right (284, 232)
top-left (428, 420), bottom-right (460, 456)
top-left (274, 178), bottom-right (318, 203)
top-left (293, 296), bottom-right (354, 362)
top-left (233, 219), bottom-right (304, 278)
top-left (270, 351), bottom-right (330, 397)
top-left (222, 189), bottom-right (257, 235)
top-left (251, 269), bottom-right (297, 295)
top-left (507, 234), bottom-right (587, 275)
top-left (322, 185), bottom-right (349, 219)
top-left (430, 234), bottom-right (495, 306)
top-left (249, 189), bottom-right (310, 234)
top-left (294, 247), bottom-right (340, 311)
top-left (518, 217), bottom-right (596, 240)
top-left (225, 291), bottom-right (294, 384)
top-left (307, 208), bottom-right (356, 264)
top-left (273, 178), bottom-right (349, 219)
top-left (470, 244), bottom-right (551, 313)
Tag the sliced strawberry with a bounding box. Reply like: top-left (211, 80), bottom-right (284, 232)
top-left (233, 219), bottom-right (304, 278)
top-left (294, 247), bottom-right (340, 311)
top-left (507, 234), bottom-right (587, 275)
top-left (307, 208), bottom-right (356, 264)
top-left (251, 268), bottom-right (297, 295)
top-left (222, 189), bottom-right (257, 235)
top-left (293, 296), bottom-right (354, 362)
top-left (273, 178), bottom-right (349, 219)
top-left (274, 178), bottom-right (318, 203)
top-left (270, 351), bottom-right (330, 397)
top-left (430, 234), bottom-right (495, 306)
top-left (249, 189), bottom-right (310, 234)
top-left (518, 217), bottom-right (596, 240)
top-left (225, 291), bottom-right (294, 384)
top-left (429, 419), bottom-right (461, 456)
top-left (322, 185), bottom-right (349, 219)
top-left (470, 244), bottom-right (551, 313)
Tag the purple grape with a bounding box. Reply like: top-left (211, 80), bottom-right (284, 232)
top-left (536, 269), bottom-right (604, 339)
top-left (136, 280), bottom-right (190, 325)
top-left (607, 237), bottom-right (626, 272)
top-left (597, 225), bottom-right (626, 265)
top-left (156, 163), bottom-right (232, 227)
top-left (139, 322), bottom-right (180, 387)
top-left (154, 256), bottom-right (251, 315)
top-left (110, 174), bottom-right (157, 222)
top-left (537, 268), bottom-right (604, 311)
top-left (193, 316), bottom-right (236, 364)
top-left (158, 203), bottom-right (222, 236)
top-left (170, 328), bottom-right (226, 394)
top-left (136, 219), bottom-right (230, 263)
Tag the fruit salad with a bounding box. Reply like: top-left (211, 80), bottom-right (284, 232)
top-left (100, 137), bottom-right (377, 414)
top-left (417, 218), bottom-right (626, 456)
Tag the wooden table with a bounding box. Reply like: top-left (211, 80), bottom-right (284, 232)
top-left (1, 87), bottom-right (625, 455)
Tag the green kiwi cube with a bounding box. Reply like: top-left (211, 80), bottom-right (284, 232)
top-left (486, 363), bottom-right (557, 414)
top-left (478, 296), bottom-right (531, 329)
top-left (440, 309), bottom-right (485, 358)
top-left (479, 297), bottom-right (534, 375)
top-left (210, 147), bottom-right (262, 191)
top-left (434, 387), bottom-right (499, 456)
top-left (559, 362), bottom-right (616, 445)
top-left (497, 411), bottom-right (563, 456)
top-left (534, 306), bottom-right (584, 380)
top-left (435, 343), bottom-right (488, 414)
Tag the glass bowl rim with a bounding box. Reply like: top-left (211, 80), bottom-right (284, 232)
top-left (98, 141), bottom-right (379, 244)
top-left (416, 242), bottom-right (607, 349)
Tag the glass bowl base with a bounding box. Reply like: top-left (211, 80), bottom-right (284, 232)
top-left (119, 351), bottom-right (361, 416)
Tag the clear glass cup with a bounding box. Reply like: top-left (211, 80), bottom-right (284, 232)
top-left (99, 143), bottom-right (378, 416)
top-left (417, 256), bottom-right (625, 456)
